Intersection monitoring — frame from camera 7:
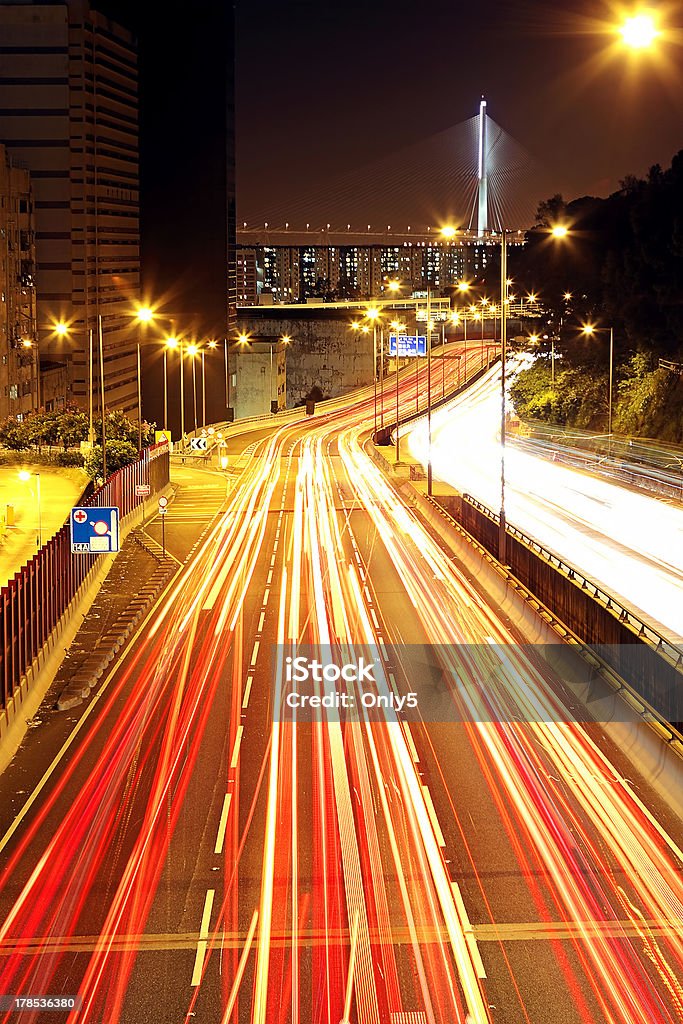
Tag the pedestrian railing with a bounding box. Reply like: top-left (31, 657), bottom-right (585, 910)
top-left (0, 440), bottom-right (170, 718)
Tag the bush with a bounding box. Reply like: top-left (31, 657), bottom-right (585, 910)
top-left (83, 439), bottom-right (139, 480)
top-left (53, 450), bottom-right (85, 467)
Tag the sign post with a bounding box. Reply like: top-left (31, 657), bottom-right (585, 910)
top-left (158, 495), bottom-right (168, 557)
top-left (70, 507), bottom-right (120, 554)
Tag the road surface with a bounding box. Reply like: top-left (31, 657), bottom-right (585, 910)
top-left (0, 347), bottom-right (682, 1024)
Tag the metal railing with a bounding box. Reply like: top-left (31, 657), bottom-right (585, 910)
top-left (464, 493), bottom-right (683, 666)
top-left (0, 440), bottom-right (170, 716)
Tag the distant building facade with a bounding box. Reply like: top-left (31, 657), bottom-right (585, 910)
top-left (0, 0), bottom-right (140, 417)
top-left (236, 230), bottom-right (524, 305)
top-left (0, 144), bottom-right (39, 419)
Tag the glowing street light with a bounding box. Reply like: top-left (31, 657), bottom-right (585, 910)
top-left (439, 225), bottom-right (458, 239)
top-left (54, 321), bottom-right (69, 338)
top-left (457, 281), bottom-right (471, 294)
top-left (582, 322), bottom-right (615, 441)
top-left (551, 224), bottom-right (569, 239)
top-left (620, 11), bottom-right (659, 48)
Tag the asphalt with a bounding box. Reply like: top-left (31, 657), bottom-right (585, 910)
top-left (1, 384), bottom-right (682, 1023)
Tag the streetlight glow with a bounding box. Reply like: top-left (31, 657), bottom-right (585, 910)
top-left (551, 224), bottom-right (569, 238)
top-left (440, 225), bottom-right (458, 239)
top-left (457, 281), bottom-right (471, 293)
top-left (365, 307), bottom-right (380, 321)
top-left (186, 343), bottom-right (199, 356)
top-left (54, 321), bottom-right (69, 337)
top-left (136, 305), bottom-right (154, 323)
top-left (387, 280), bottom-right (401, 294)
top-left (620, 11), bottom-right (659, 48)
top-left (581, 324), bottom-right (596, 336)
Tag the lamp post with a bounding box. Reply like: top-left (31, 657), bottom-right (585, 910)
top-left (581, 323), bottom-right (614, 443)
top-left (54, 320), bottom-right (96, 445)
top-left (498, 230), bottom-right (510, 560)
top-left (366, 307), bottom-right (380, 433)
top-left (134, 306), bottom-right (155, 450)
top-left (187, 343), bottom-right (199, 431)
top-left (18, 470), bottom-right (41, 548)
top-left (391, 319), bottom-right (406, 462)
top-left (426, 290), bottom-right (433, 496)
top-left (163, 333), bottom-right (179, 433)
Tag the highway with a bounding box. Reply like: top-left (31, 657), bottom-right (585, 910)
top-left (406, 364), bottom-right (683, 643)
top-left (0, 346), bottom-right (682, 1024)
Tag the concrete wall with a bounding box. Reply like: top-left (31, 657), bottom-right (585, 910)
top-left (240, 314), bottom-right (373, 407)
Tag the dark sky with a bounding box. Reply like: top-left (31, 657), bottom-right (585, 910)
top-left (235, 0), bottom-right (683, 227)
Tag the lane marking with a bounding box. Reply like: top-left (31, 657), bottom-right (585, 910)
top-left (250, 640), bottom-right (260, 667)
top-left (257, 611), bottom-right (266, 633)
top-left (214, 794), bottom-right (232, 855)
top-left (230, 725), bottom-right (244, 769)
top-left (242, 676), bottom-right (253, 710)
top-left (190, 889), bottom-right (215, 986)
top-left (421, 784), bottom-right (446, 848)
top-left (262, 588), bottom-right (270, 606)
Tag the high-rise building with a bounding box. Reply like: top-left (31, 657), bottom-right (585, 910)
top-left (0, 144), bottom-right (39, 419)
top-left (0, 0), bottom-right (140, 417)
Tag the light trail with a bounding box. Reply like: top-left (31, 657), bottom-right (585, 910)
top-left (0, 343), bottom-right (682, 1023)
top-left (406, 365), bottom-right (683, 641)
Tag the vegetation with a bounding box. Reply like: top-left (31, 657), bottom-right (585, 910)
top-left (0, 408), bottom-right (156, 476)
top-left (507, 149), bottom-right (683, 439)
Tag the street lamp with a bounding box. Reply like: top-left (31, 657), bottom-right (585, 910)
top-left (391, 319), bottom-right (406, 462)
top-left (186, 343), bottom-right (199, 431)
top-left (365, 307), bottom-right (381, 433)
top-left (133, 305), bottom-right (154, 450)
top-left (163, 335), bottom-right (179, 434)
top-left (54, 319), bottom-right (96, 448)
top-left (620, 12), bottom-right (659, 48)
top-left (581, 323), bottom-right (615, 440)
top-left (18, 470), bottom-right (41, 548)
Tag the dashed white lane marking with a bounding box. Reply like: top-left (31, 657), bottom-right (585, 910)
top-left (421, 784), bottom-right (446, 848)
top-left (214, 794), bottom-right (232, 855)
top-left (402, 723), bottom-right (420, 765)
top-left (257, 610), bottom-right (266, 633)
top-left (242, 676), bottom-right (253, 710)
top-left (370, 608), bottom-right (380, 630)
top-left (267, 570), bottom-right (273, 585)
top-left (191, 889), bottom-right (215, 986)
top-left (262, 587), bottom-right (270, 606)
top-left (250, 640), bottom-right (260, 667)
top-left (230, 726), bottom-right (244, 770)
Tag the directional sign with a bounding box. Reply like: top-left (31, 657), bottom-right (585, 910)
top-left (135, 483), bottom-right (151, 497)
top-left (70, 506), bottom-right (120, 554)
top-left (389, 334), bottom-right (427, 357)
top-left (189, 437), bottom-right (208, 451)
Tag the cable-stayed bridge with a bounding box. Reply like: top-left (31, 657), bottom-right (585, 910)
top-left (239, 98), bottom-right (547, 234)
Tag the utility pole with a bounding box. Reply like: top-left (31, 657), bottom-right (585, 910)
top-left (499, 230), bottom-right (508, 564)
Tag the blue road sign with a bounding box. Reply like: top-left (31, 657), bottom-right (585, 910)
top-left (389, 334), bottom-right (427, 357)
top-left (70, 506), bottom-right (120, 554)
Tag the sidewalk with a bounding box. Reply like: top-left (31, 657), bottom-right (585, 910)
top-left (0, 466), bottom-right (88, 590)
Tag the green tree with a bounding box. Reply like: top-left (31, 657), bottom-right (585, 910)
top-left (0, 418), bottom-right (31, 450)
top-left (58, 410), bottom-right (88, 449)
top-left (83, 439), bottom-right (139, 481)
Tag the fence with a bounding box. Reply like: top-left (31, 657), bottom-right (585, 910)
top-left (0, 440), bottom-right (170, 717)
top-left (456, 494), bottom-right (683, 726)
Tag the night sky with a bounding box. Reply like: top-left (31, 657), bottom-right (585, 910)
top-left (235, 0), bottom-right (683, 227)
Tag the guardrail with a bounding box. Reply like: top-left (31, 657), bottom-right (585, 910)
top-left (459, 493), bottom-right (683, 726)
top-left (659, 358), bottom-right (683, 376)
top-left (0, 440), bottom-right (170, 718)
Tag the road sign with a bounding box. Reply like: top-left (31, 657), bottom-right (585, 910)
top-left (155, 429), bottom-right (171, 445)
top-left (158, 506), bottom-right (167, 516)
top-left (189, 437), bottom-right (208, 451)
top-left (389, 334), bottom-right (427, 357)
top-left (135, 483), bottom-right (151, 497)
top-left (158, 495), bottom-right (168, 508)
top-left (70, 506), bottom-right (120, 554)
